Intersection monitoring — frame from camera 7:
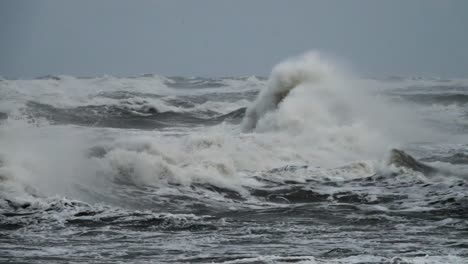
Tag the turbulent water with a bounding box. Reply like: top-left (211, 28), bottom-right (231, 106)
top-left (1, 53), bottom-right (467, 263)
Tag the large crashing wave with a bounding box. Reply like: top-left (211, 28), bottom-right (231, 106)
top-left (242, 52), bottom-right (335, 132)
top-left (241, 52), bottom-right (436, 162)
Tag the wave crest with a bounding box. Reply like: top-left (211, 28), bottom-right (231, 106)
top-left (242, 52), bottom-right (335, 132)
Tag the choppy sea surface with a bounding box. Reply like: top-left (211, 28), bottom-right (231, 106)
top-left (1, 54), bottom-right (467, 263)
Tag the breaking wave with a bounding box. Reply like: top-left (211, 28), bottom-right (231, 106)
top-left (242, 52), bottom-right (441, 167)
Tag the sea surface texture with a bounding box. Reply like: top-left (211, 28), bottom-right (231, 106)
top-left (1, 54), bottom-right (467, 263)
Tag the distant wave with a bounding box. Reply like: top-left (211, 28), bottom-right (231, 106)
top-left (401, 93), bottom-right (468, 105)
top-left (21, 101), bottom-right (246, 129)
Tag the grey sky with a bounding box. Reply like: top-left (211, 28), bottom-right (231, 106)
top-left (1, 0), bottom-right (467, 78)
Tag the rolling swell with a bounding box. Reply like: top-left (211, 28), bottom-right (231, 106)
top-left (22, 101), bottom-right (246, 129)
top-left (0, 198), bottom-right (216, 232)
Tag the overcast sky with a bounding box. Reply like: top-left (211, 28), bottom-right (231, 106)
top-left (1, 0), bottom-right (467, 78)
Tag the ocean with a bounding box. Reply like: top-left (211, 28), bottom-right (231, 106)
top-left (1, 53), bottom-right (467, 263)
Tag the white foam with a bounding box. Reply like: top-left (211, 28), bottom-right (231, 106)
top-left (0, 120), bottom-right (103, 201)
